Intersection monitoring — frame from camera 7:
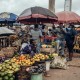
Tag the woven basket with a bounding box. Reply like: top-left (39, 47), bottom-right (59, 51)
top-left (40, 48), bottom-right (55, 53)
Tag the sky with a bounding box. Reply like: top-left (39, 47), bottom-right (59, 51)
top-left (0, 0), bottom-right (80, 16)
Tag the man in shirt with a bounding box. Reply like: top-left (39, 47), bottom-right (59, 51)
top-left (55, 23), bottom-right (65, 56)
top-left (29, 24), bottom-right (42, 53)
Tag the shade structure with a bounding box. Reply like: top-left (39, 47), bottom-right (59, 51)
top-left (0, 12), bottom-right (17, 22)
top-left (56, 11), bottom-right (80, 23)
top-left (18, 6), bottom-right (58, 24)
top-left (0, 27), bottom-right (15, 36)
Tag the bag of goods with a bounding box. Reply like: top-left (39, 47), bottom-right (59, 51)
top-left (50, 56), bottom-right (68, 70)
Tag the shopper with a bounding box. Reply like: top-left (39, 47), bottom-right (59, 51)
top-left (55, 23), bottom-right (65, 56)
top-left (64, 24), bottom-right (77, 61)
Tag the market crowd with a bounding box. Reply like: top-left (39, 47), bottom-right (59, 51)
top-left (14, 23), bottom-right (77, 61)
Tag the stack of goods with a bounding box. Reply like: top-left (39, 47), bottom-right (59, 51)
top-left (74, 34), bottom-right (80, 51)
top-left (0, 73), bottom-right (15, 80)
top-left (0, 59), bottom-right (20, 80)
top-left (14, 54), bottom-right (34, 66)
top-left (41, 44), bottom-right (52, 48)
top-left (1, 47), bottom-right (15, 58)
top-left (32, 53), bottom-right (49, 62)
top-left (41, 44), bottom-right (55, 53)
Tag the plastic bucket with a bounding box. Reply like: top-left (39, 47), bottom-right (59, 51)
top-left (31, 73), bottom-right (43, 80)
top-left (45, 61), bottom-right (50, 71)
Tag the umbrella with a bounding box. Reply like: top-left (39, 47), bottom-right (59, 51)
top-left (0, 12), bottom-right (18, 22)
top-left (56, 11), bottom-right (80, 23)
top-left (18, 6), bottom-right (58, 24)
top-left (0, 27), bottom-right (15, 36)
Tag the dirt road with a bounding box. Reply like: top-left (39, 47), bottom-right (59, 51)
top-left (44, 58), bottom-right (80, 80)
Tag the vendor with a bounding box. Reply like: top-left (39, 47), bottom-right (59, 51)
top-left (20, 38), bottom-right (37, 56)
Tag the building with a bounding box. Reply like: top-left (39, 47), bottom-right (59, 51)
top-left (64, 0), bottom-right (72, 11)
top-left (49, 0), bottom-right (55, 13)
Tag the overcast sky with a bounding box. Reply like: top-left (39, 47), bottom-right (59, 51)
top-left (0, 0), bottom-right (79, 15)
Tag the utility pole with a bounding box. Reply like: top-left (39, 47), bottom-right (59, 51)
top-left (64, 0), bottom-right (72, 11)
top-left (49, 0), bottom-right (55, 13)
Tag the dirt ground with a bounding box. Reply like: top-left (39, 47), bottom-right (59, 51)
top-left (44, 53), bottom-right (80, 80)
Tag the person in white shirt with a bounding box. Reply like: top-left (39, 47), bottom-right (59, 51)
top-left (29, 24), bottom-right (42, 53)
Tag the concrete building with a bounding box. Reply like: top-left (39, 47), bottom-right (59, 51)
top-left (64, 0), bottom-right (72, 11)
top-left (49, 0), bottom-right (55, 13)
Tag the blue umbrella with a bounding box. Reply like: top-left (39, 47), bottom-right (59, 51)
top-left (0, 12), bottom-right (18, 22)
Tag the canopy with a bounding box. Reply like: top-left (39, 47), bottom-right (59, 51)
top-left (56, 11), bottom-right (80, 23)
top-left (0, 12), bottom-right (18, 22)
top-left (0, 27), bottom-right (15, 36)
top-left (18, 6), bottom-right (58, 24)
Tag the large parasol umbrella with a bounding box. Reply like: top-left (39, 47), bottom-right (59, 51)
top-left (18, 6), bottom-right (58, 24)
top-left (56, 11), bottom-right (80, 23)
top-left (0, 12), bottom-right (17, 22)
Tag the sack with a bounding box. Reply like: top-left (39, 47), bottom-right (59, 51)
top-left (50, 56), bottom-right (68, 70)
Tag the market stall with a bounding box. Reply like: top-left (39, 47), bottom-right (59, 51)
top-left (0, 27), bottom-right (15, 49)
top-left (0, 12), bottom-right (17, 27)
top-left (0, 52), bottom-right (56, 80)
top-left (74, 33), bottom-right (80, 53)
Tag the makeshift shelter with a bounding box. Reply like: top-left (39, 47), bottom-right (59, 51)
top-left (0, 27), bottom-right (15, 48)
top-left (0, 12), bottom-right (18, 27)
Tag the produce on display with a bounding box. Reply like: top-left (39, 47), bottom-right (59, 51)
top-left (32, 53), bottom-right (49, 62)
top-left (48, 53), bottom-right (58, 60)
top-left (51, 41), bottom-right (56, 47)
top-left (1, 47), bottom-right (15, 58)
top-left (41, 44), bottom-right (52, 48)
top-left (11, 54), bottom-right (34, 66)
top-left (0, 73), bottom-right (15, 80)
top-left (74, 34), bottom-right (80, 50)
top-left (0, 52), bottom-right (57, 80)
top-left (0, 59), bottom-right (20, 74)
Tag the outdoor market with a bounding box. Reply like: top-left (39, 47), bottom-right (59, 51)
top-left (0, 0), bottom-right (80, 80)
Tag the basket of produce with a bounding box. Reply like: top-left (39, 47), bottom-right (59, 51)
top-left (1, 47), bottom-right (14, 58)
top-left (40, 48), bottom-right (55, 53)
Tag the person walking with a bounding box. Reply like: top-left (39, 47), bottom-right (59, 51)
top-left (64, 24), bottom-right (77, 61)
